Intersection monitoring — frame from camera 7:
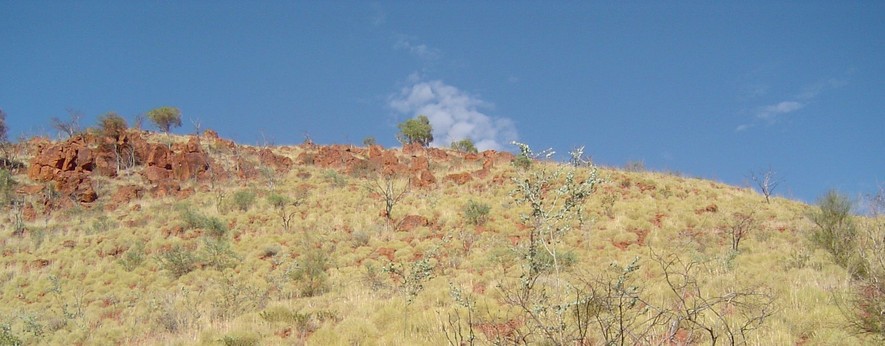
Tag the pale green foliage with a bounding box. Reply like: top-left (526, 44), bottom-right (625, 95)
top-left (463, 200), bottom-right (491, 226)
top-left (450, 138), bottom-right (478, 153)
top-left (807, 190), bottom-right (859, 273)
top-left (232, 189), bottom-right (256, 212)
top-left (180, 207), bottom-right (228, 238)
top-left (146, 106), bottom-right (182, 133)
top-left (397, 115), bottom-right (433, 146)
top-left (292, 247), bottom-right (330, 297)
top-left (500, 143), bottom-right (601, 344)
top-left (157, 245), bottom-right (198, 279)
top-left (384, 258), bottom-right (434, 304)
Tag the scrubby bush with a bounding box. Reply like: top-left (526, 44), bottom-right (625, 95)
top-left (232, 190), bottom-right (256, 212)
top-left (157, 245), bottom-right (198, 278)
top-left (180, 207), bottom-right (228, 238)
top-left (292, 247), bottom-right (330, 297)
top-left (624, 160), bottom-right (646, 172)
top-left (362, 136), bottom-right (377, 147)
top-left (201, 238), bottom-right (239, 270)
top-left (463, 200), bottom-right (490, 226)
top-left (451, 138), bottom-right (478, 153)
top-left (0, 169), bottom-right (16, 206)
top-left (397, 115), bottom-right (433, 146)
top-left (97, 112), bottom-right (128, 138)
top-left (807, 190), bottom-right (860, 273)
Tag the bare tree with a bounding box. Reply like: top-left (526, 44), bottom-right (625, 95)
top-left (652, 251), bottom-right (777, 346)
top-left (51, 108), bottom-right (83, 139)
top-left (368, 174), bottom-right (410, 230)
top-left (748, 167), bottom-right (782, 203)
top-left (727, 211), bottom-right (757, 252)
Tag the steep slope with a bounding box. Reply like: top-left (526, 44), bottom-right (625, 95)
top-left (0, 131), bottom-right (878, 345)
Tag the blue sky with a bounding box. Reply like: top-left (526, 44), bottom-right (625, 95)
top-left (1, 1), bottom-right (883, 204)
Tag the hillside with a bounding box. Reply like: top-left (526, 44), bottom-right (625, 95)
top-left (0, 130), bottom-right (882, 345)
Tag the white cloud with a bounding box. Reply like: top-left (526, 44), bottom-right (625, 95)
top-left (756, 101), bottom-right (803, 120)
top-left (394, 36), bottom-right (441, 61)
top-left (389, 77), bottom-right (518, 151)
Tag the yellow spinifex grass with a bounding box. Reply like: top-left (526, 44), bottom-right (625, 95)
top-left (0, 133), bottom-right (880, 345)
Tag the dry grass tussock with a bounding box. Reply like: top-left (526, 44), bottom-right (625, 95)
top-left (0, 132), bottom-right (881, 345)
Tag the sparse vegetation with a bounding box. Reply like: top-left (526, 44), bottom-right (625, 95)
top-left (51, 109), bottom-right (82, 138)
top-left (0, 129), bottom-right (880, 345)
top-left (451, 138), bottom-right (478, 153)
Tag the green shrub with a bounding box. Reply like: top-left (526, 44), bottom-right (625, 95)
top-left (157, 245), bottom-right (198, 279)
top-left (180, 207), bottom-right (228, 238)
top-left (266, 193), bottom-right (289, 209)
top-left (807, 190), bottom-right (861, 273)
top-left (232, 190), bottom-right (256, 212)
top-left (292, 247), bottom-right (330, 297)
top-left (463, 200), bottom-right (491, 226)
top-left (201, 238), bottom-right (239, 271)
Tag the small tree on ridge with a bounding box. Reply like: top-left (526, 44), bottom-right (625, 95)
top-left (397, 115), bottom-right (433, 146)
top-left (147, 106), bottom-right (182, 133)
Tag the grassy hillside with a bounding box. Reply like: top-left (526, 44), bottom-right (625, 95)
top-left (0, 131), bottom-right (882, 345)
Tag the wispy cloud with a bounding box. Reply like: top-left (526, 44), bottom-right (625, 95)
top-left (394, 36), bottom-right (441, 61)
top-left (389, 75), bottom-right (518, 151)
top-left (736, 76), bottom-right (848, 132)
top-left (756, 101), bottom-right (803, 120)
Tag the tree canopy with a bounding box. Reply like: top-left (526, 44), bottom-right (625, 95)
top-left (147, 106), bottom-right (182, 133)
top-left (397, 115), bottom-right (433, 147)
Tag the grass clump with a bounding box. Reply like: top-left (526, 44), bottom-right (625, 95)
top-left (119, 242), bottom-right (146, 271)
top-left (463, 200), bottom-right (491, 226)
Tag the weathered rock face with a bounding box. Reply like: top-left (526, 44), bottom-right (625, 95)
top-left (27, 135), bottom-right (101, 205)
top-left (27, 132), bottom-right (218, 206)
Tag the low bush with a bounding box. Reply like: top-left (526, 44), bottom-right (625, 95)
top-left (463, 200), bottom-right (491, 226)
top-left (157, 245), bottom-right (198, 279)
top-left (232, 190), bottom-right (256, 212)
